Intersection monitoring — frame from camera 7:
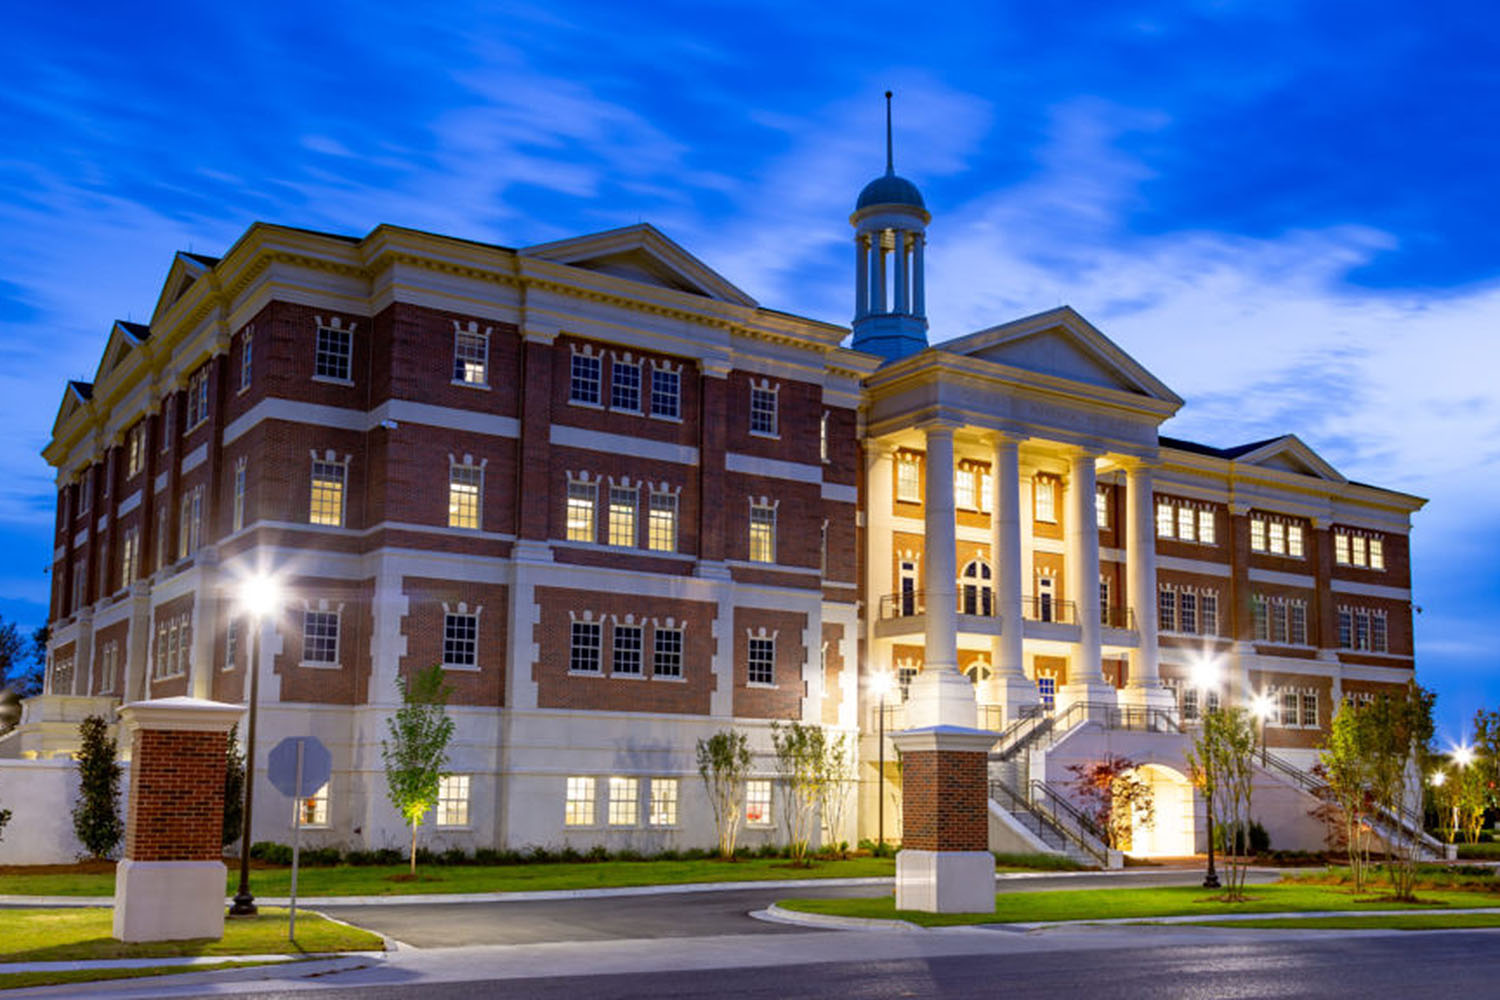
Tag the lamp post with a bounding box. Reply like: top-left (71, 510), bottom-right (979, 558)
top-left (1453, 744), bottom-right (1475, 843)
top-left (870, 671), bottom-right (895, 852)
top-left (1191, 654), bottom-right (1222, 890)
top-left (229, 576), bottom-right (278, 918)
top-left (1250, 693), bottom-right (1274, 767)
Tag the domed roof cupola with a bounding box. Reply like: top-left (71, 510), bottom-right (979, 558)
top-left (850, 92), bottom-right (930, 362)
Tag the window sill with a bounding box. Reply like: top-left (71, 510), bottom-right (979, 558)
top-left (611, 672), bottom-right (646, 681)
top-left (440, 663), bottom-right (481, 672)
top-left (747, 681), bottom-right (777, 690)
top-left (748, 430), bottom-right (780, 441)
top-left (446, 523), bottom-right (483, 532)
top-left (298, 660), bottom-right (342, 670)
top-left (607, 404), bottom-right (643, 416)
top-left (651, 674), bottom-right (686, 683)
top-left (568, 398), bottom-right (604, 410)
top-left (451, 379), bottom-right (490, 390)
top-left (183, 418), bottom-right (208, 436)
top-left (648, 411), bottom-right (683, 424)
top-left (568, 669), bottom-right (605, 677)
top-left (434, 823), bottom-right (473, 831)
top-left (312, 375), bottom-right (355, 387)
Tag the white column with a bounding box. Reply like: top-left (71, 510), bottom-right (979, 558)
top-left (907, 421), bottom-right (976, 729)
top-left (912, 234), bottom-right (925, 316)
top-left (874, 233), bottom-right (888, 314)
top-left (865, 440), bottom-right (895, 672)
top-left (894, 231), bottom-right (909, 314)
top-left (855, 234), bottom-right (869, 319)
top-left (1063, 449), bottom-right (1111, 710)
top-left (991, 434), bottom-right (1038, 720)
top-left (1123, 461), bottom-right (1171, 708)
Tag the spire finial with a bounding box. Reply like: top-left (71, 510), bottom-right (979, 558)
top-left (884, 90), bottom-right (894, 175)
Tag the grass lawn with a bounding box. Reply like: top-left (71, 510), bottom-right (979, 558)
top-left (0, 908), bottom-right (383, 963)
top-left (0, 856), bottom-right (901, 899)
top-left (1182, 913), bottom-right (1500, 931)
top-left (0, 961), bottom-right (284, 992)
top-left (778, 883), bottom-right (1500, 928)
top-left (1455, 843), bottom-right (1500, 860)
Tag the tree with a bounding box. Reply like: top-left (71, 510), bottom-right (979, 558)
top-left (380, 665), bottom-right (456, 875)
top-left (1456, 763), bottom-right (1489, 844)
top-left (1319, 701), bottom-right (1375, 891)
top-left (223, 723), bottom-right (246, 848)
top-left (1360, 683), bottom-right (1435, 901)
top-left (0, 618), bottom-right (44, 700)
top-left (71, 715), bottom-right (123, 860)
top-left (697, 728), bottom-right (752, 859)
top-left (771, 721), bottom-right (827, 864)
top-left (816, 731), bottom-right (855, 856)
top-left (1066, 755), bottom-right (1154, 851)
top-left (0, 804), bottom-right (9, 846)
top-left (1188, 707), bottom-right (1258, 901)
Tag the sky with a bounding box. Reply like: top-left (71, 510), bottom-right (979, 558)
top-left (1, 1), bottom-right (1496, 739)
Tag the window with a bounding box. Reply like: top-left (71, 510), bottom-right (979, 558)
top-left (1335, 533), bottom-right (1350, 565)
top-left (564, 776), bottom-right (595, 825)
top-left (1158, 587), bottom-right (1175, 633)
top-left (1034, 478), bottom-right (1056, 523)
top-left (608, 776), bottom-right (639, 825)
top-left (240, 329), bottom-right (253, 391)
top-left (1280, 690), bottom-right (1299, 727)
top-left (954, 467), bottom-right (975, 510)
top-left (1339, 608), bottom-right (1386, 652)
top-left (185, 365), bottom-right (209, 430)
top-left (960, 560), bottom-right (993, 616)
top-left (1156, 502), bottom-right (1174, 538)
top-left (1371, 612), bottom-right (1388, 652)
top-left (1037, 675), bottom-right (1056, 712)
top-left (443, 612), bottom-right (478, 668)
top-left (1198, 509), bottom-right (1215, 544)
top-left (78, 470), bottom-right (91, 515)
top-left (453, 327), bottom-right (489, 385)
top-left (161, 398), bottom-right (174, 452)
top-left (125, 423), bottom-right (144, 478)
top-left (310, 459), bottom-right (346, 526)
top-left (70, 562), bottom-right (85, 613)
top-left (1337, 609), bottom-right (1352, 649)
top-left (1250, 518), bottom-right (1267, 552)
top-left (748, 503), bottom-right (776, 563)
top-left (650, 366), bottom-right (680, 418)
top-left (1369, 538), bottom-right (1385, 570)
top-left (749, 384), bottom-right (777, 436)
top-left (449, 465), bottom-right (482, 529)
top-left (979, 471), bottom-right (994, 514)
top-left (178, 485), bottom-right (203, 559)
top-left (314, 325), bottom-right (353, 381)
top-left (1288, 525), bottom-right (1305, 558)
top-left (1251, 515), bottom-right (1303, 558)
top-left (100, 641), bottom-right (119, 694)
top-left (608, 485), bottom-right (637, 547)
top-left (745, 779), bottom-right (772, 826)
top-left (1095, 488), bottom-right (1109, 529)
top-left (1290, 603), bottom-right (1307, 645)
top-left (611, 360), bottom-right (641, 411)
top-left (1200, 593), bottom-right (1218, 636)
top-left (1177, 506), bottom-right (1195, 542)
top-left (152, 615), bottom-right (189, 680)
top-left (1352, 536), bottom-right (1368, 567)
top-left (1179, 684), bottom-right (1200, 723)
top-left (437, 775), bottom-right (470, 826)
top-left (302, 610), bottom-right (340, 665)
top-left (298, 783), bottom-right (329, 827)
top-left (1179, 591), bottom-right (1197, 634)
top-left (747, 636), bottom-right (775, 685)
top-left (647, 492), bottom-right (677, 552)
top-left (120, 527), bottom-right (139, 591)
top-left (155, 507), bottom-right (168, 571)
top-left (1301, 691), bottom-right (1319, 728)
top-left (896, 456), bottom-right (921, 503)
top-left (232, 458), bottom-right (247, 532)
top-left (1255, 597), bottom-right (1308, 645)
top-left (649, 778), bottom-right (679, 826)
top-left (819, 412), bottom-right (829, 463)
top-left (570, 620), bottom-right (601, 673)
top-left (1335, 531), bottom-right (1385, 570)
top-left (1162, 586), bottom-right (1218, 635)
top-left (654, 627), bottom-right (683, 678)
top-left (570, 351), bottom-right (601, 404)
top-left (613, 624), bottom-right (642, 675)
top-left (225, 619), bottom-right (239, 672)
top-left (1268, 521), bottom-right (1286, 555)
top-left (566, 480), bottom-right (596, 542)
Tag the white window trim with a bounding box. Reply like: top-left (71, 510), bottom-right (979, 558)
top-left (441, 603), bottom-right (482, 671)
top-left (451, 321), bottom-right (492, 389)
top-left (299, 605), bottom-right (343, 669)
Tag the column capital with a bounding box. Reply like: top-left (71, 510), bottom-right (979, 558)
top-left (1115, 454), bottom-right (1161, 473)
top-left (915, 414), bottom-right (963, 436)
top-left (1228, 501), bottom-right (1252, 516)
top-left (1061, 442), bottom-right (1106, 462)
top-left (987, 428), bottom-right (1027, 448)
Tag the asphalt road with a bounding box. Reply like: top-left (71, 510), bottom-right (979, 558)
top-left (319, 868), bottom-right (1271, 947)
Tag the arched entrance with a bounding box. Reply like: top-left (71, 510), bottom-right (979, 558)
top-left (1129, 763), bottom-right (1196, 857)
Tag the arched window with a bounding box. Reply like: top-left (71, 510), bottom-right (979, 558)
top-left (964, 661), bottom-right (992, 686)
top-left (960, 560), bottom-right (993, 616)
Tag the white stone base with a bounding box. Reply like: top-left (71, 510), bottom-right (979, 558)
top-left (1059, 681), bottom-right (1120, 721)
top-left (1120, 682), bottom-right (1177, 712)
top-left (895, 849), bottom-right (996, 913)
top-left (990, 675), bottom-right (1042, 722)
top-left (905, 669), bottom-right (979, 729)
top-left (113, 859), bottom-right (227, 942)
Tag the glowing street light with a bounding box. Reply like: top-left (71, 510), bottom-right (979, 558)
top-left (1430, 769), bottom-right (1446, 787)
top-left (869, 671), bottom-right (896, 851)
top-left (1249, 692), bottom-right (1274, 766)
top-left (1191, 653), bottom-right (1223, 890)
top-left (1453, 744), bottom-right (1475, 769)
top-left (230, 574), bottom-right (280, 918)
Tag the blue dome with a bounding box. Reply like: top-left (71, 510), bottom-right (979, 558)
top-left (855, 173), bottom-right (925, 212)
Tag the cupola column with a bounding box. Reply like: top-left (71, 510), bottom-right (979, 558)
top-left (912, 234), bottom-right (925, 316)
top-left (874, 233), bottom-right (888, 315)
top-left (894, 231), bottom-right (910, 314)
top-left (855, 234), bottom-right (870, 320)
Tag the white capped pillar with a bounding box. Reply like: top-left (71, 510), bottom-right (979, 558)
top-left (1062, 448), bottom-right (1113, 711)
top-left (990, 434), bottom-right (1037, 719)
top-left (1123, 460), bottom-right (1173, 708)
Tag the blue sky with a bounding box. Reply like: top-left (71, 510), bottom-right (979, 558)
top-left (2, 1), bottom-right (1496, 739)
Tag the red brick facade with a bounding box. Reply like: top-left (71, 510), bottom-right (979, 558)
top-left (900, 749), bottom-right (989, 852)
top-left (124, 728), bottom-right (228, 862)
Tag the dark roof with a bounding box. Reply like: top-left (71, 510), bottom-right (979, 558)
top-left (117, 320), bottom-right (150, 340)
top-left (181, 251), bottom-right (220, 267)
top-left (67, 380), bottom-right (93, 401)
top-left (856, 173), bottom-right (926, 211)
top-left (1158, 434), bottom-right (1283, 460)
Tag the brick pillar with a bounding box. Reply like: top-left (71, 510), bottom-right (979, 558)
top-left (113, 696), bottom-right (243, 942)
top-left (891, 727), bottom-right (997, 913)
top-left (695, 360), bottom-right (730, 575)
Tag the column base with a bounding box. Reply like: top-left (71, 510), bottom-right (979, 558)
top-left (905, 669), bottom-right (979, 729)
top-left (1120, 683), bottom-right (1177, 712)
top-left (113, 859), bottom-right (227, 942)
top-left (1059, 681), bottom-right (1119, 722)
top-left (990, 675), bottom-right (1042, 723)
top-left (895, 850), bottom-right (996, 913)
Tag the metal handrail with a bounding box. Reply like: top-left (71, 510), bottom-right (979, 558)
top-left (1027, 780), bottom-right (1111, 865)
top-left (1100, 605), bottom-right (1136, 630)
top-left (1259, 749), bottom-right (1438, 849)
top-left (988, 779), bottom-right (1109, 866)
top-left (878, 589), bottom-right (1003, 619)
top-left (1021, 595), bottom-right (1077, 624)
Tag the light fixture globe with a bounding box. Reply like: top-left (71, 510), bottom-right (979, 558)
top-left (240, 575), bottom-right (280, 620)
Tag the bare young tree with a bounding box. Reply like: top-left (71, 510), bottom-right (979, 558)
top-left (697, 729), bottom-right (752, 859)
top-left (1320, 702), bottom-right (1375, 891)
top-left (1188, 707), bottom-right (1258, 901)
top-left (817, 731), bottom-right (855, 856)
top-left (771, 721), bottom-right (825, 864)
top-left (1361, 683), bottom-right (1435, 901)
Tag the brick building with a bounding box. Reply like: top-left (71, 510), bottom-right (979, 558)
top-left (6, 138), bottom-right (1427, 858)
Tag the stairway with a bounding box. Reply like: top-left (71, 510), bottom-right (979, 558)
top-left (989, 777), bottom-right (1111, 866)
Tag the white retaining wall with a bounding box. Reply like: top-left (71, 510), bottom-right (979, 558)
top-left (0, 759), bottom-right (131, 865)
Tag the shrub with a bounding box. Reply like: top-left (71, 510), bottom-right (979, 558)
top-left (71, 716), bottom-right (122, 860)
top-left (615, 848), bottom-right (644, 862)
top-left (992, 851), bottom-right (1085, 871)
top-left (251, 841), bottom-right (293, 865)
top-left (586, 844), bottom-right (609, 862)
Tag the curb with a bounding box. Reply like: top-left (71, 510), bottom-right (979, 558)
top-left (755, 903), bottom-right (926, 932)
top-left (0, 950), bottom-right (387, 975)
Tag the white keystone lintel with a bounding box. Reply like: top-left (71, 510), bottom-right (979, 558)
top-left (116, 696), bottom-right (244, 734)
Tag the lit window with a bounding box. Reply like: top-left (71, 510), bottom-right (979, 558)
top-left (747, 636), bottom-right (775, 685)
top-left (1095, 488), bottom-right (1109, 529)
top-left (1177, 506), bottom-right (1195, 542)
top-left (453, 328), bottom-right (489, 385)
top-left (314, 326), bottom-right (352, 381)
top-left (647, 492), bottom-right (677, 552)
top-left (819, 412), bottom-right (829, 463)
top-left (1156, 501), bottom-right (1174, 538)
top-left (120, 527), bottom-right (139, 591)
top-left (608, 776), bottom-right (639, 825)
top-left (1369, 538), bottom-right (1385, 570)
top-left (100, 642), bottom-right (119, 693)
top-left (570, 620), bottom-right (601, 673)
top-left (310, 459), bottom-right (346, 526)
top-left (302, 611), bottom-right (340, 665)
top-left (443, 612), bottom-right (478, 668)
top-left (650, 367), bottom-right (680, 419)
top-left (1197, 509), bottom-right (1215, 544)
top-left (240, 329), bottom-right (253, 391)
top-left (1352, 535), bottom-right (1368, 567)
top-left (649, 778), bottom-right (678, 826)
top-left (125, 423), bottom-right (144, 478)
top-left (185, 366), bottom-right (209, 430)
top-left (297, 782), bottom-right (329, 827)
top-left (232, 458), bottom-right (247, 532)
top-left (608, 485), bottom-right (638, 547)
top-left (611, 360), bottom-right (641, 411)
top-left (979, 471), bottom-right (994, 513)
top-left (954, 467), bottom-right (975, 510)
top-left (564, 776), bottom-right (595, 826)
top-left (1250, 518), bottom-right (1267, 552)
top-left (1034, 479), bottom-right (1056, 523)
top-left (613, 624), bottom-right (642, 675)
top-left (570, 352), bottom-right (601, 404)
top-left (654, 627), bottom-right (683, 678)
top-left (749, 385), bottom-right (777, 436)
top-left (896, 457), bottom-right (921, 503)
top-left (437, 775), bottom-right (470, 826)
top-left (1288, 524), bottom-right (1305, 558)
top-left (1268, 521), bottom-right (1286, 555)
top-left (225, 619), bottom-right (238, 672)
top-left (448, 465), bottom-right (482, 529)
top-left (1335, 533), bottom-right (1351, 565)
top-left (748, 504), bottom-right (776, 563)
top-left (745, 779), bottom-right (772, 826)
top-left (566, 480), bottom-right (596, 542)
top-left (1037, 675), bottom-right (1056, 712)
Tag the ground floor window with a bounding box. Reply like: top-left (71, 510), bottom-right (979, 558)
top-left (437, 775), bottom-right (470, 826)
top-left (565, 776), bottom-right (595, 826)
top-left (649, 778), bottom-right (678, 826)
top-left (298, 782), bottom-right (329, 827)
top-left (608, 776), bottom-right (639, 825)
top-left (745, 779), bottom-right (773, 827)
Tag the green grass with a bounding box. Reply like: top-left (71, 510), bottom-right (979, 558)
top-left (1183, 913), bottom-right (1500, 931)
top-left (0, 856), bottom-right (900, 899)
top-left (0, 908), bottom-right (383, 963)
top-left (778, 883), bottom-right (1500, 927)
top-left (0, 961), bottom-right (284, 992)
top-left (992, 852), bottom-right (1085, 872)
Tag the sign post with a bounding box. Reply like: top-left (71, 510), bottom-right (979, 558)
top-left (267, 736), bottom-right (332, 941)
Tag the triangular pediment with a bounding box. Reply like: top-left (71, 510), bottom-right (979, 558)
top-left (522, 224), bottom-right (757, 307)
top-left (55, 381), bottom-right (92, 430)
top-left (939, 306), bottom-right (1183, 404)
top-left (1234, 435), bottom-right (1345, 482)
top-left (151, 252), bottom-right (213, 324)
top-left (95, 321), bottom-right (150, 382)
